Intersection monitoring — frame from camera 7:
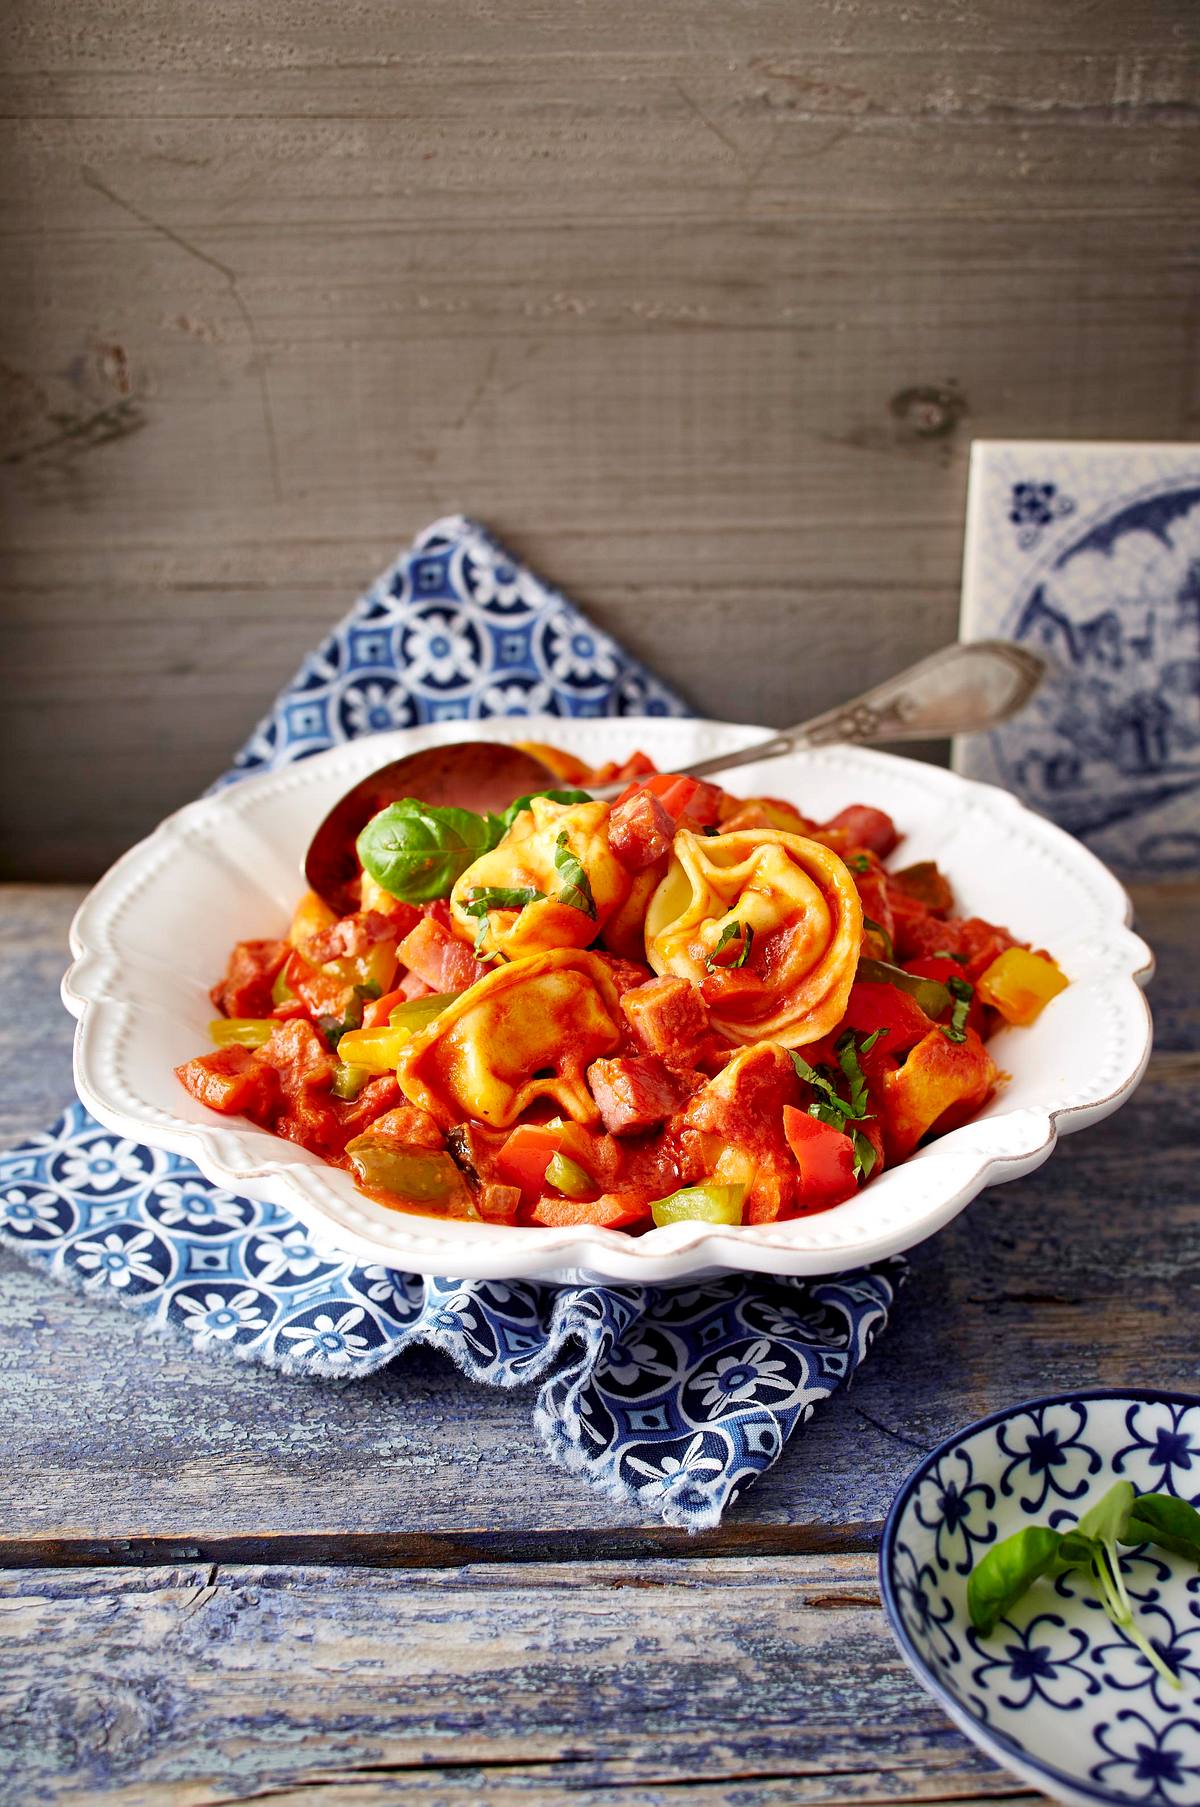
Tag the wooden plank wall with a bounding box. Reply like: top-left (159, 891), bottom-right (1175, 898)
top-left (1, 1), bottom-right (1197, 878)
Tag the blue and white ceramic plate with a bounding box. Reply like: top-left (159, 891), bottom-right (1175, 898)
top-left (881, 1390), bottom-right (1200, 1807)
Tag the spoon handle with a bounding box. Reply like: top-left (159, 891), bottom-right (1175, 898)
top-left (592, 640), bottom-right (1045, 796)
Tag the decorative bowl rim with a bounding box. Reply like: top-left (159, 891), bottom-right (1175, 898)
top-left (62, 714), bottom-right (1154, 1283)
top-left (879, 1386), bottom-right (1200, 1807)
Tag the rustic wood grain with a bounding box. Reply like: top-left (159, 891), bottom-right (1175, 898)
top-left (1, 1), bottom-right (1197, 875)
top-left (0, 1556), bottom-right (1036, 1807)
top-left (1, 881), bottom-right (1195, 1556)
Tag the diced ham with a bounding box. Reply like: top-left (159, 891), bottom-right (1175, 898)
top-left (622, 976), bottom-right (712, 1063)
top-left (397, 968), bottom-right (437, 1001)
top-left (594, 952), bottom-right (656, 997)
top-left (175, 1046), bottom-right (280, 1120)
top-left (698, 969), bottom-right (772, 1015)
top-left (607, 788), bottom-right (674, 870)
top-left (587, 1054), bottom-right (700, 1137)
top-left (477, 1182), bottom-right (522, 1224)
top-left (397, 915), bottom-right (490, 994)
top-left (304, 907), bottom-right (417, 965)
top-left (329, 1076), bottom-right (405, 1145)
top-left (209, 938), bottom-right (289, 1018)
top-left (820, 805), bottom-right (899, 858)
top-left (365, 1103), bottom-right (445, 1149)
top-left (257, 1018), bottom-right (337, 1096)
top-left (893, 912), bottom-right (1018, 976)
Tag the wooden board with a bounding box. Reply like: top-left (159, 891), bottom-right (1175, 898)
top-left (1, 0), bottom-right (1197, 875)
top-left (0, 1556), bottom-right (1037, 1806)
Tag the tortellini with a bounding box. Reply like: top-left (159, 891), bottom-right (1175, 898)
top-left (449, 798), bottom-right (630, 959)
top-left (396, 947), bottom-right (624, 1130)
top-left (644, 828), bottom-right (863, 1048)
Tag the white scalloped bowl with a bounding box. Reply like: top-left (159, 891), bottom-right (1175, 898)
top-left (62, 717), bottom-right (1153, 1284)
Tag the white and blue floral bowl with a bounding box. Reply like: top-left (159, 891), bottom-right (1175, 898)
top-left (881, 1390), bottom-right (1200, 1807)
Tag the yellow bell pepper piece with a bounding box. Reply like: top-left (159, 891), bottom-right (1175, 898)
top-left (288, 889), bottom-right (338, 955)
top-left (976, 947), bottom-right (1068, 1025)
top-left (209, 1018), bottom-right (277, 1049)
top-left (332, 1024), bottom-right (414, 1075)
top-left (361, 868), bottom-right (420, 918)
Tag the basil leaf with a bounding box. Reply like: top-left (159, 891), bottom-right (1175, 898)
top-left (499, 789), bottom-right (592, 837)
top-left (1054, 1530), bottom-right (1099, 1570)
top-left (850, 1127), bottom-right (878, 1182)
top-left (789, 1051), bottom-right (843, 1114)
top-left (835, 1030), bottom-right (872, 1122)
top-left (792, 1037), bottom-right (879, 1180)
top-left (967, 1524), bottom-right (1064, 1636)
top-left (554, 832), bottom-right (596, 918)
top-left (1123, 1493), bottom-right (1200, 1564)
top-left (357, 799), bottom-right (496, 902)
top-left (850, 854), bottom-right (871, 873)
top-left (463, 886), bottom-right (546, 916)
top-left (706, 920), bottom-right (753, 972)
top-left (942, 974), bottom-right (974, 1044)
top-left (1077, 1480), bottom-right (1135, 1547)
top-left (462, 885), bottom-right (546, 955)
top-left (857, 957), bottom-right (951, 1021)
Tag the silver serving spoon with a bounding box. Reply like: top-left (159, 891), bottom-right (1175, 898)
top-left (588, 637), bottom-right (1045, 797)
top-left (304, 639), bottom-right (1044, 909)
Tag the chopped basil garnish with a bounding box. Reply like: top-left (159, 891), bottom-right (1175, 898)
top-left (553, 832), bottom-right (596, 918)
top-left (498, 789), bottom-right (592, 836)
top-left (463, 885), bottom-right (546, 915)
top-left (942, 974), bottom-right (973, 1043)
top-left (463, 885), bottom-right (547, 953)
top-left (790, 1030), bottom-right (885, 1181)
top-left (851, 854), bottom-right (871, 873)
top-left (856, 957), bottom-right (951, 1021)
top-left (706, 919), bottom-right (753, 972)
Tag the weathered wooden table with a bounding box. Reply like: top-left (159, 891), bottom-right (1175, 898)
top-left (2, 880), bottom-right (1195, 1805)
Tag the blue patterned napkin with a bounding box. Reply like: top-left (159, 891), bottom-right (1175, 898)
top-left (0, 516), bottom-right (901, 1530)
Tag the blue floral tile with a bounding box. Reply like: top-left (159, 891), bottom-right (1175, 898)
top-left (957, 443), bottom-right (1200, 876)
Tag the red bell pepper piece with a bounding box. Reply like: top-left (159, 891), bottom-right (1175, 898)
top-left (841, 980), bottom-right (935, 1084)
top-left (397, 915), bottom-right (490, 994)
top-left (613, 771), bottom-right (724, 830)
top-left (527, 1191), bottom-right (648, 1230)
top-left (496, 1123), bottom-right (570, 1194)
top-left (782, 1107), bottom-right (859, 1208)
top-left (361, 987), bottom-right (410, 1030)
